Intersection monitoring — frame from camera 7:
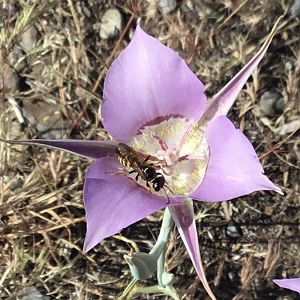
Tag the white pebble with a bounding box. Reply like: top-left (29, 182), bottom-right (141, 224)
top-left (159, 0), bottom-right (177, 14)
top-left (20, 26), bottom-right (38, 52)
top-left (100, 9), bottom-right (122, 39)
top-left (291, 0), bottom-right (300, 17)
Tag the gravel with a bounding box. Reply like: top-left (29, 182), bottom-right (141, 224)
top-left (259, 91), bottom-right (284, 117)
top-left (159, 0), bottom-right (177, 14)
top-left (100, 8), bottom-right (122, 39)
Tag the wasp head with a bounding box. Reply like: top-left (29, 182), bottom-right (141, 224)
top-left (152, 173), bottom-right (165, 192)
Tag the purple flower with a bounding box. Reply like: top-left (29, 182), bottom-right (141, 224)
top-left (273, 278), bottom-right (300, 294)
top-left (9, 18), bottom-right (282, 299)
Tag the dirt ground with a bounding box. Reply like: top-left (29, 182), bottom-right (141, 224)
top-left (0, 0), bottom-right (299, 299)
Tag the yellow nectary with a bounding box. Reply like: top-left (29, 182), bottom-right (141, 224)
top-left (131, 117), bottom-right (209, 196)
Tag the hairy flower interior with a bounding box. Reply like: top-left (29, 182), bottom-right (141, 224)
top-left (129, 117), bottom-right (209, 197)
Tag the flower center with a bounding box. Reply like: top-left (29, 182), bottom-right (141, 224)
top-left (130, 117), bottom-right (209, 197)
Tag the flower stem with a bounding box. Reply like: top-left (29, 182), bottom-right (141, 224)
top-left (150, 208), bottom-right (173, 255)
top-left (150, 208), bottom-right (174, 286)
top-left (157, 245), bottom-right (166, 286)
top-left (119, 209), bottom-right (176, 299)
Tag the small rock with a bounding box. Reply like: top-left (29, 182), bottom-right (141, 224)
top-left (10, 177), bottom-right (24, 191)
top-left (8, 46), bottom-right (26, 72)
top-left (225, 220), bottom-right (243, 240)
top-left (259, 91), bottom-right (284, 117)
top-left (275, 120), bottom-right (300, 136)
top-left (285, 61), bottom-right (292, 71)
top-left (2, 0), bottom-right (17, 18)
top-left (293, 142), bottom-right (300, 161)
top-left (291, 0), bottom-right (300, 17)
top-left (186, 0), bottom-right (194, 10)
top-left (19, 286), bottom-right (50, 300)
top-left (20, 26), bottom-right (38, 52)
top-left (159, 0), bottom-right (177, 14)
top-left (30, 54), bottom-right (51, 77)
top-left (100, 9), bottom-right (122, 39)
top-left (191, 0), bottom-right (212, 17)
top-left (31, 61), bottom-right (44, 77)
top-left (23, 99), bottom-right (65, 139)
top-left (0, 109), bottom-right (21, 139)
top-left (81, 2), bottom-right (91, 18)
top-left (10, 119), bottom-right (21, 139)
top-left (0, 64), bottom-right (19, 94)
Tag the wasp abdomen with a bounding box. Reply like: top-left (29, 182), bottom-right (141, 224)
top-left (117, 153), bottom-right (134, 168)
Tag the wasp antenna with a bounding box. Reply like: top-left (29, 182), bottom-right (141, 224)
top-left (165, 184), bottom-right (175, 195)
top-left (162, 187), bottom-right (171, 204)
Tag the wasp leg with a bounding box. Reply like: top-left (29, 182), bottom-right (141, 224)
top-left (126, 169), bottom-right (139, 181)
top-left (143, 155), bottom-right (160, 167)
top-left (146, 181), bottom-right (150, 187)
top-left (164, 184), bottom-right (174, 195)
top-left (143, 155), bottom-right (150, 163)
top-left (162, 187), bottom-right (171, 204)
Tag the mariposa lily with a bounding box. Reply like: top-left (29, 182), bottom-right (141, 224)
top-left (5, 18), bottom-right (283, 299)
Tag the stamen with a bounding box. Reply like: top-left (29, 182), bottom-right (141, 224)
top-left (152, 134), bottom-right (168, 151)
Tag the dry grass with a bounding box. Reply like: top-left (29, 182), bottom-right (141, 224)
top-left (0, 0), bottom-right (299, 299)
